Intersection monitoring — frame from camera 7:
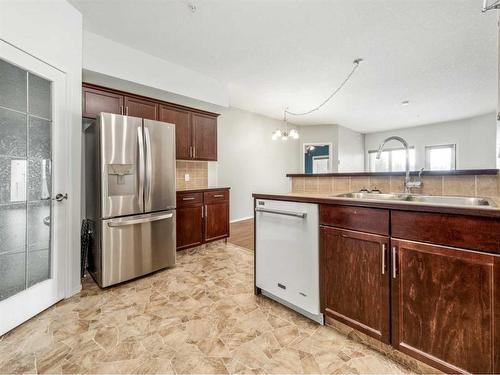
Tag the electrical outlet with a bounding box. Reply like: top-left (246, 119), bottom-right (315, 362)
top-left (184, 173), bottom-right (190, 182)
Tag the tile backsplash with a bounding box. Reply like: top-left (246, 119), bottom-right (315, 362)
top-left (291, 173), bottom-right (500, 198)
top-left (176, 161), bottom-right (208, 190)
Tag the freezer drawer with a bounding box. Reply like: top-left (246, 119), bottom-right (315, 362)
top-left (99, 210), bottom-right (176, 287)
top-left (255, 199), bottom-right (323, 323)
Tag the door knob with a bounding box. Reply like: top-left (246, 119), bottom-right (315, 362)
top-left (54, 193), bottom-right (68, 202)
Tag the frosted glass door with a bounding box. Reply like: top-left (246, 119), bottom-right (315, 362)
top-left (0, 58), bottom-right (52, 301)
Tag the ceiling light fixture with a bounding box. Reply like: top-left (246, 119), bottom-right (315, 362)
top-left (482, 0), bottom-right (500, 12)
top-left (187, 2), bottom-right (197, 12)
top-left (401, 100), bottom-right (410, 106)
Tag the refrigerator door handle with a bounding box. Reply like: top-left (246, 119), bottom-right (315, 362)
top-left (137, 126), bottom-right (145, 212)
top-left (107, 212), bottom-right (174, 227)
top-left (144, 127), bottom-right (153, 208)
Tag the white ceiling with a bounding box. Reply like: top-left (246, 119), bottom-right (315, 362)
top-left (69, 0), bottom-right (498, 133)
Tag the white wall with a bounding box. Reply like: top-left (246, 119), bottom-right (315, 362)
top-left (364, 113), bottom-right (497, 170)
top-left (0, 0), bottom-right (83, 296)
top-left (83, 31), bottom-right (229, 107)
top-left (82, 72), bottom-right (300, 221)
top-left (338, 125), bottom-right (365, 172)
top-left (296, 124), bottom-right (365, 173)
top-left (217, 108), bottom-right (300, 221)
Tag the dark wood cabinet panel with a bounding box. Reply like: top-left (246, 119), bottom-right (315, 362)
top-left (83, 83), bottom-right (219, 161)
top-left (176, 191), bottom-right (203, 207)
top-left (176, 206), bottom-right (203, 250)
top-left (124, 96), bottom-right (158, 120)
top-left (192, 113), bottom-right (217, 161)
top-left (159, 105), bottom-right (191, 160)
top-left (203, 189), bottom-right (229, 204)
top-left (320, 226), bottom-right (390, 343)
top-left (392, 210), bottom-right (500, 254)
top-left (82, 86), bottom-right (123, 118)
top-left (205, 201), bottom-right (229, 242)
top-left (391, 239), bottom-right (499, 374)
top-left (177, 189), bottom-right (230, 250)
top-left (320, 205), bottom-right (389, 235)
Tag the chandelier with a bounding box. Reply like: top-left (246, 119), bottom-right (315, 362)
top-left (271, 128), bottom-right (299, 141)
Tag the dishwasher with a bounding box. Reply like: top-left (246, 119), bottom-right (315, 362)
top-left (255, 199), bottom-right (323, 324)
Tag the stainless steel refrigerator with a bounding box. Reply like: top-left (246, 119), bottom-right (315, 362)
top-left (84, 112), bottom-right (176, 287)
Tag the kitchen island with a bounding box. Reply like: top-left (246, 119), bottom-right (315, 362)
top-left (253, 191), bottom-right (500, 374)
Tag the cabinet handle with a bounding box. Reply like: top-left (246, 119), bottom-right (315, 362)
top-left (392, 246), bottom-right (397, 279)
top-left (213, 194), bottom-right (224, 198)
top-left (189, 146), bottom-right (193, 158)
top-left (205, 204), bottom-right (207, 218)
top-left (182, 197), bottom-right (195, 201)
top-left (120, 105), bottom-right (124, 115)
top-left (381, 243), bottom-right (386, 275)
top-left (125, 106), bottom-right (129, 115)
top-left (193, 147), bottom-right (196, 158)
top-left (201, 205), bottom-right (204, 218)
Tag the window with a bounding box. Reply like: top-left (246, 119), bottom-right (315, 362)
top-left (368, 148), bottom-right (415, 172)
top-left (312, 156), bottom-right (329, 173)
top-left (425, 144), bottom-right (456, 171)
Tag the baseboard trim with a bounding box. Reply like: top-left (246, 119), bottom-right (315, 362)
top-left (230, 216), bottom-right (253, 223)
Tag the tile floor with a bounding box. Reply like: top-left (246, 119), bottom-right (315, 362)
top-left (0, 243), bottom-right (413, 374)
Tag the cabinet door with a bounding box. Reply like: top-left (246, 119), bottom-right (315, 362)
top-left (192, 113), bottom-right (217, 161)
top-left (82, 86), bottom-right (123, 118)
top-left (391, 239), bottom-right (499, 374)
top-left (320, 226), bottom-right (390, 343)
top-left (124, 96), bottom-right (158, 120)
top-left (176, 206), bottom-right (203, 250)
top-left (159, 105), bottom-right (191, 160)
top-left (204, 202), bottom-right (229, 242)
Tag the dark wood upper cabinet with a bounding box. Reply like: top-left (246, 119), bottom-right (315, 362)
top-left (159, 105), bottom-right (191, 160)
top-left (82, 86), bottom-right (123, 118)
top-left (124, 96), bottom-right (158, 120)
top-left (192, 113), bottom-right (217, 161)
top-left (391, 239), bottom-right (499, 374)
top-left (320, 226), bottom-right (390, 343)
top-left (82, 83), bottom-right (219, 161)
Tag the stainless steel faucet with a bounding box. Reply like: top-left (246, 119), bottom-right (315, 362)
top-left (376, 136), bottom-right (422, 193)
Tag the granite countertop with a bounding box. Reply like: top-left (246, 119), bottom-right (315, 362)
top-left (177, 186), bottom-right (230, 193)
top-left (252, 191), bottom-right (500, 219)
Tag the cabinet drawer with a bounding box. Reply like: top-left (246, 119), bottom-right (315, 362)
top-left (176, 192), bottom-right (203, 207)
top-left (204, 189), bottom-right (229, 204)
top-left (391, 211), bottom-right (500, 253)
top-left (320, 205), bottom-right (389, 235)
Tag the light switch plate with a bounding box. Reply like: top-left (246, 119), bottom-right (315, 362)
top-left (184, 173), bottom-right (190, 182)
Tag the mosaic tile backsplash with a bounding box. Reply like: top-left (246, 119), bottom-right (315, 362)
top-left (176, 160), bottom-right (208, 190)
top-left (291, 173), bottom-right (500, 199)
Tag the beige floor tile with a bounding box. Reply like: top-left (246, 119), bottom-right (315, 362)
top-left (0, 243), bottom-right (420, 374)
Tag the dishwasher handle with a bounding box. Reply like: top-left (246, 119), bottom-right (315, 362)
top-left (255, 207), bottom-right (307, 218)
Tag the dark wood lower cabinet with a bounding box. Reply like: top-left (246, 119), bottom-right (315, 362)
top-left (391, 239), bottom-right (500, 374)
top-left (176, 206), bottom-right (203, 250)
top-left (176, 189), bottom-right (230, 250)
top-left (205, 201), bottom-right (229, 242)
top-left (318, 204), bottom-right (500, 374)
top-left (320, 226), bottom-right (390, 343)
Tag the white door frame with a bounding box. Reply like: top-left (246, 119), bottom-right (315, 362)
top-left (301, 142), bottom-right (333, 173)
top-left (0, 40), bottom-right (69, 335)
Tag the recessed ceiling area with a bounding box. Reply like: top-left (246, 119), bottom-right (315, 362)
top-left (69, 0), bottom-right (498, 133)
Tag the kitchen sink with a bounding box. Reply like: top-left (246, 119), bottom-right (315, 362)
top-left (335, 192), bottom-right (496, 207)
